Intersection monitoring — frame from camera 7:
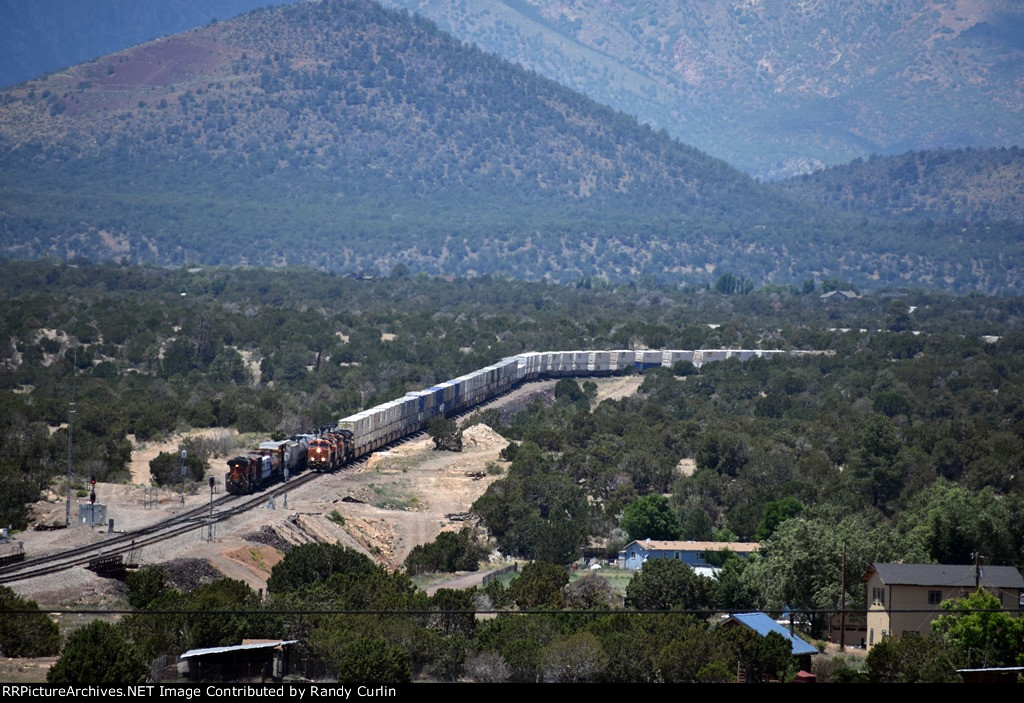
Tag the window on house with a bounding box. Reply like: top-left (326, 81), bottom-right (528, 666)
top-left (928, 591), bottom-right (942, 605)
top-left (872, 587), bottom-right (885, 606)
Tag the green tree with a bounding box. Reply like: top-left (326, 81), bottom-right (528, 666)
top-left (625, 558), bottom-right (716, 611)
top-left (149, 449), bottom-right (205, 486)
top-left (428, 416), bottom-right (463, 452)
top-left (267, 543), bottom-right (376, 594)
top-left (553, 378), bottom-right (587, 406)
top-left (695, 431), bottom-right (749, 477)
top-left (332, 636), bottom-right (412, 684)
top-left (471, 443), bottom-right (587, 564)
top-left (124, 566), bottom-right (171, 609)
top-left (185, 578), bottom-right (264, 649)
top-left (755, 497), bottom-right (803, 541)
top-left (723, 628), bottom-right (796, 683)
top-left (427, 588), bottom-right (476, 638)
top-left (473, 614), bottom-right (560, 683)
top-left (48, 621), bottom-right (147, 684)
top-left (0, 586), bottom-right (61, 657)
top-left (404, 529), bottom-right (487, 574)
top-left (656, 622), bottom-right (719, 682)
top-left (933, 588), bottom-right (1024, 668)
top-left (865, 633), bottom-right (961, 683)
top-left (509, 562), bottom-right (569, 609)
top-left (842, 414), bottom-right (907, 511)
top-left (562, 574), bottom-right (618, 609)
top-left (620, 494), bottom-right (682, 541)
top-left (902, 481), bottom-right (1020, 566)
top-left (542, 632), bottom-right (609, 682)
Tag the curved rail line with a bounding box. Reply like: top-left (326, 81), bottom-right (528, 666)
top-left (2, 349), bottom-right (821, 584)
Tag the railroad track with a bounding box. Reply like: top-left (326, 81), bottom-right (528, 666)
top-left (0, 466), bottom-right (337, 584)
top-left (0, 383), bottom-right (526, 584)
top-left (0, 359), bottom-right (782, 584)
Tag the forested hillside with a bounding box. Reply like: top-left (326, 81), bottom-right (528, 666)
top-left (778, 147), bottom-right (1024, 222)
top-left (382, 0), bottom-right (1024, 177)
top-left (3, 260), bottom-right (1022, 534)
top-left (0, 0), bottom-right (1019, 291)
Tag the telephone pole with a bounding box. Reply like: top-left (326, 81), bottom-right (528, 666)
top-left (65, 348), bottom-right (77, 527)
top-left (840, 544), bottom-right (847, 652)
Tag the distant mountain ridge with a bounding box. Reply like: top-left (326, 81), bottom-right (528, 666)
top-left (380, 0), bottom-right (1024, 178)
top-left (0, 0), bottom-right (1020, 292)
top-left (779, 147), bottom-right (1024, 222)
top-left (0, 0), bottom-right (299, 89)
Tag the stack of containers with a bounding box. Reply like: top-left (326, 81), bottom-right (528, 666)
top-left (499, 357), bottom-right (518, 389)
top-left (700, 350), bottom-right (729, 364)
top-left (516, 352), bottom-right (540, 378)
top-left (589, 351), bottom-right (611, 375)
top-left (539, 352), bottom-right (556, 377)
top-left (662, 350), bottom-right (695, 367)
top-left (571, 351), bottom-right (589, 375)
top-left (548, 353), bottom-right (564, 376)
top-left (337, 411), bottom-right (370, 456)
top-left (405, 390), bottom-right (429, 428)
top-left (635, 350), bottom-right (662, 370)
top-left (609, 350), bottom-right (634, 373)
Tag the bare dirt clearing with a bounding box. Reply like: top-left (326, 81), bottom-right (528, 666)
top-left (592, 375), bottom-right (644, 404)
top-left (126, 428), bottom-right (239, 485)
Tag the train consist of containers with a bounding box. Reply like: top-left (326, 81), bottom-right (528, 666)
top-left (225, 349), bottom-right (806, 493)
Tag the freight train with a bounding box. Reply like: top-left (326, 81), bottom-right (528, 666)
top-left (224, 348), bottom-right (807, 494)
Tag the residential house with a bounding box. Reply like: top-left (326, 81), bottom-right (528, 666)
top-left (720, 612), bottom-right (819, 676)
top-left (619, 539), bottom-right (760, 572)
top-left (863, 562), bottom-right (1024, 649)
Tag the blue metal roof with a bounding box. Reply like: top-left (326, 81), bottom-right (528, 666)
top-left (726, 613), bottom-right (818, 656)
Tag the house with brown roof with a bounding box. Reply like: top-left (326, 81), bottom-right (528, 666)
top-left (619, 539), bottom-right (760, 572)
top-left (863, 562), bottom-right (1024, 649)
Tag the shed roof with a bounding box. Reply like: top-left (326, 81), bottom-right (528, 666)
top-left (180, 640), bottom-right (297, 659)
top-left (724, 613), bottom-right (818, 656)
top-left (866, 563), bottom-right (1024, 589)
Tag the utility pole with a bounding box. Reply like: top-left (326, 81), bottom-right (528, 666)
top-left (840, 544), bottom-right (847, 652)
top-left (283, 451), bottom-right (290, 510)
top-left (65, 348), bottom-right (76, 527)
top-left (180, 449), bottom-right (187, 504)
top-left (208, 476), bottom-right (215, 541)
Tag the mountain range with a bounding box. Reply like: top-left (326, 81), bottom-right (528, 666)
top-left (379, 0), bottom-right (1024, 177)
top-left (0, 0), bottom-right (1020, 292)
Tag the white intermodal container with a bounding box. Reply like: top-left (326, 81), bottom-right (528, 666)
top-left (610, 350), bottom-right (633, 372)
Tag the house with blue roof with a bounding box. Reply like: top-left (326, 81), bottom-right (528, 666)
top-left (721, 612), bottom-right (818, 676)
